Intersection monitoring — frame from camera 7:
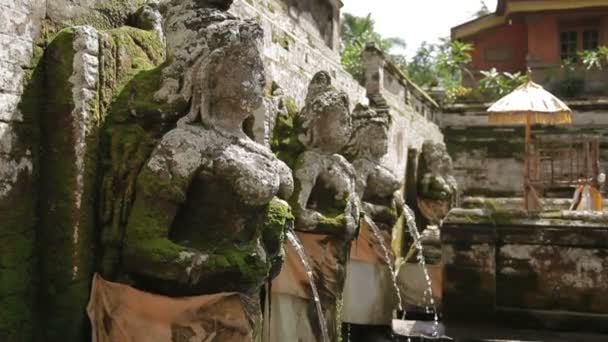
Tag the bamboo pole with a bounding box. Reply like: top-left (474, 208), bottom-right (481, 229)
top-left (525, 112), bottom-right (531, 211)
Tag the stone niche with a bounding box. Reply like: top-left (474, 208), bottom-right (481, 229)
top-left (442, 202), bottom-right (608, 333)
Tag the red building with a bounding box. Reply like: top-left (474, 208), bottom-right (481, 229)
top-left (452, 0), bottom-right (608, 97)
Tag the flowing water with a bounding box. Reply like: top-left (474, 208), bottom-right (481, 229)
top-left (401, 204), bottom-right (440, 336)
top-left (285, 230), bottom-right (330, 342)
top-left (364, 215), bottom-right (404, 313)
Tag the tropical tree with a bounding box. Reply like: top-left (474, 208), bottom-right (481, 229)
top-left (406, 42), bottom-right (438, 87)
top-left (474, 0), bottom-right (491, 18)
top-left (340, 13), bottom-right (406, 84)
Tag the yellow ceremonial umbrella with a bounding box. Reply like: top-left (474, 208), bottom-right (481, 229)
top-left (487, 79), bottom-right (572, 211)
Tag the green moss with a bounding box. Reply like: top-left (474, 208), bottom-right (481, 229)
top-left (271, 97), bottom-right (304, 169)
top-left (69, 0), bottom-right (147, 30)
top-left (259, 198), bottom-right (293, 257)
top-left (271, 30), bottom-right (294, 51)
top-left (108, 66), bottom-right (186, 130)
top-left (266, 2), bottom-right (275, 13)
top-left (98, 26), bottom-right (173, 276)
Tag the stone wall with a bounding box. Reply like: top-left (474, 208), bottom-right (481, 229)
top-left (0, 1), bottom-right (44, 339)
top-left (0, 1), bottom-right (148, 340)
top-left (442, 100), bottom-right (608, 197)
top-left (230, 0), bottom-right (367, 108)
top-left (442, 206), bottom-right (608, 332)
top-left (362, 44), bottom-right (444, 183)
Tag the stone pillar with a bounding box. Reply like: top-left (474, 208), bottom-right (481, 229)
top-left (362, 44), bottom-right (386, 100)
top-left (38, 26), bottom-right (101, 341)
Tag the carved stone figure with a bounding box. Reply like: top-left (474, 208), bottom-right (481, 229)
top-left (121, 0), bottom-right (293, 294)
top-left (418, 140), bottom-right (459, 222)
top-left (347, 105), bottom-right (402, 224)
top-left (92, 3), bottom-right (294, 340)
top-left (269, 71), bottom-right (360, 342)
top-left (292, 71), bottom-right (360, 236)
top-left (342, 106), bottom-right (404, 330)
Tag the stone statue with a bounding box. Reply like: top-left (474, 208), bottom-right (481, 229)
top-left (268, 71), bottom-right (360, 342)
top-left (341, 105), bottom-right (404, 331)
top-left (418, 140), bottom-right (459, 222)
top-left (346, 105), bottom-right (402, 224)
top-left (92, 3), bottom-right (294, 340)
top-left (291, 71), bottom-right (360, 236)
top-left (120, 0), bottom-right (293, 294)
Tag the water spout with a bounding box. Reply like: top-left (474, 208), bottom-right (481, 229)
top-left (401, 204), bottom-right (440, 336)
top-left (285, 230), bottom-right (330, 342)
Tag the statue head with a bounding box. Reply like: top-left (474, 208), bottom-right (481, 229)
top-left (298, 71), bottom-right (351, 153)
top-left (168, 11), bottom-right (266, 131)
top-left (346, 105), bottom-right (391, 160)
top-left (421, 140), bottom-right (450, 174)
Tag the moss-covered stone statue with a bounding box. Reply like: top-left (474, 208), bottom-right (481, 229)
top-left (418, 140), bottom-right (459, 223)
top-left (92, 1), bottom-right (294, 340)
top-left (342, 106), bottom-right (404, 334)
top-left (269, 71), bottom-right (360, 342)
top-left (347, 105), bottom-right (402, 224)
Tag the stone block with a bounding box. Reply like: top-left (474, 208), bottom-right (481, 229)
top-left (0, 62), bottom-right (25, 94)
top-left (0, 94), bottom-right (23, 122)
top-left (0, 34), bottom-right (33, 67)
top-left (0, 7), bottom-right (36, 39)
top-left (497, 244), bottom-right (608, 313)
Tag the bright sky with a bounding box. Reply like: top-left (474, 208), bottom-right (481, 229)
top-left (342, 0), bottom-right (498, 58)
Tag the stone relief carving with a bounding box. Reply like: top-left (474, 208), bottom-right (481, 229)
top-left (291, 71), bottom-right (360, 237)
top-left (116, 0), bottom-right (293, 295)
top-left (267, 71), bottom-right (361, 341)
top-left (341, 105), bottom-right (404, 327)
top-left (346, 105), bottom-right (402, 224)
top-left (418, 140), bottom-right (459, 222)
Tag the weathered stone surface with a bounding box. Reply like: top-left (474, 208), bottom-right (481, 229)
top-left (270, 71), bottom-right (360, 341)
top-left (497, 244), bottom-right (608, 313)
top-left (442, 210), bottom-right (608, 330)
top-left (230, 0), bottom-right (367, 109)
top-left (108, 3), bottom-right (294, 313)
top-left (342, 105), bottom-right (404, 326)
top-left (37, 25), bottom-right (101, 342)
top-left (289, 71), bottom-right (359, 237)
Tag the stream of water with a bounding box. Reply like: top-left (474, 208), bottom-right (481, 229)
top-left (364, 215), bottom-right (404, 313)
top-left (285, 230), bottom-right (330, 342)
top-left (401, 204), bottom-right (440, 337)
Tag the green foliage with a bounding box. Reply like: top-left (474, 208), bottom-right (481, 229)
top-left (479, 68), bottom-right (528, 100)
top-left (340, 13), bottom-right (405, 84)
top-left (406, 42), bottom-right (439, 86)
top-left (403, 38), bottom-right (475, 100)
top-left (555, 58), bottom-right (585, 98)
top-left (580, 46), bottom-right (608, 70)
top-left (436, 39), bottom-right (474, 87)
